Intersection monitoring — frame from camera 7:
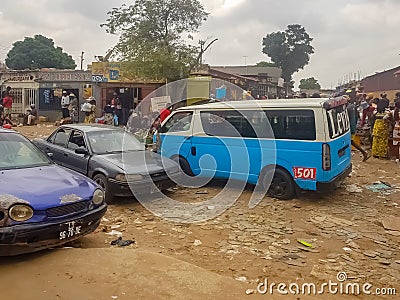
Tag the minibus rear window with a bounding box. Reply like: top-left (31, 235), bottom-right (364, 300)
top-left (264, 110), bottom-right (316, 140)
top-left (326, 104), bottom-right (350, 139)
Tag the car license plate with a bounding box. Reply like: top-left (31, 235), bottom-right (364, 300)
top-left (59, 221), bottom-right (83, 240)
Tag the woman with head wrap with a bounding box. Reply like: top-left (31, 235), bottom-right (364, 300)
top-left (371, 98), bottom-right (391, 158)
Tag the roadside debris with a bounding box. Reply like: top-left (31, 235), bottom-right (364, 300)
top-left (346, 184), bottom-right (363, 193)
top-left (195, 190), bottom-right (209, 194)
top-left (235, 276), bottom-right (247, 282)
top-left (297, 239), bottom-right (313, 248)
top-left (245, 289), bottom-right (255, 295)
top-left (105, 230), bottom-right (123, 237)
top-left (110, 237), bottom-right (135, 247)
top-left (193, 239), bottom-right (202, 246)
top-left (365, 181), bottom-right (398, 194)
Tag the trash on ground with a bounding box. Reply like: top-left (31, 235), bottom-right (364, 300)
top-left (346, 184), bottom-right (363, 193)
top-left (245, 289), bottom-right (255, 295)
top-left (195, 190), bottom-right (209, 194)
top-left (105, 230), bottom-right (123, 237)
top-left (365, 181), bottom-right (393, 194)
top-left (297, 239), bottom-right (313, 248)
top-left (193, 239), bottom-right (202, 246)
top-left (235, 276), bottom-right (247, 282)
top-left (110, 237), bottom-right (135, 247)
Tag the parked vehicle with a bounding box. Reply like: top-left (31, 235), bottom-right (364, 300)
top-left (154, 97), bottom-right (352, 200)
top-left (0, 128), bottom-right (107, 256)
top-left (33, 124), bottom-right (180, 202)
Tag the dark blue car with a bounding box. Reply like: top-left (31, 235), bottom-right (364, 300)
top-left (0, 128), bottom-right (107, 256)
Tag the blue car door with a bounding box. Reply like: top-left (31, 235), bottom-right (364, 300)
top-left (159, 111), bottom-right (194, 160)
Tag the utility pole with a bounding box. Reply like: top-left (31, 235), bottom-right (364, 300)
top-left (198, 38), bottom-right (218, 65)
top-left (243, 56), bottom-right (248, 75)
top-left (80, 51), bottom-right (85, 70)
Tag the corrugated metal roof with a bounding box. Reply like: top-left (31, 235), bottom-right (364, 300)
top-left (211, 66), bottom-right (282, 78)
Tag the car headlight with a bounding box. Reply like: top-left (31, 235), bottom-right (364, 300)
top-left (115, 174), bottom-right (127, 182)
top-left (92, 189), bottom-right (104, 205)
top-left (9, 204), bottom-right (34, 222)
top-left (115, 174), bottom-right (143, 182)
top-left (126, 174), bottom-right (143, 181)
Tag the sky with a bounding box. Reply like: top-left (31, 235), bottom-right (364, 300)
top-left (0, 0), bottom-right (399, 89)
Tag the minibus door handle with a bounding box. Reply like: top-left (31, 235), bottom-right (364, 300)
top-left (191, 146), bottom-right (196, 156)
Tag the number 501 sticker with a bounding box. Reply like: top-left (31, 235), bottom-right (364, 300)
top-left (293, 167), bottom-right (316, 180)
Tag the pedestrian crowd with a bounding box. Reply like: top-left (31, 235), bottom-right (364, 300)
top-left (342, 90), bottom-right (400, 161)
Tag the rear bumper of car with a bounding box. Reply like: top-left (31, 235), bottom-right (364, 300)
top-left (0, 204), bottom-right (107, 256)
top-left (108, 173), bottom-right (179, 197)
top-left (316, 164), bottom-right (352, 192)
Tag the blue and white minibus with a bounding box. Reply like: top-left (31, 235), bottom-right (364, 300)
top-left (155, 97), bottom-right (352, 199)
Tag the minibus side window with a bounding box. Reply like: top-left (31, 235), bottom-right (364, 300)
top-left (200, 111), bottom-right (256, 138)
top-left (264, 110), bottom-right (316, 140)
top-left (160, 112), bottom-right (193, 133)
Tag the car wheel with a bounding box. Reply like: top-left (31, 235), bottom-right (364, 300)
top-left (173, 156), bottom-right (194, 176)
top-left (93, 174), bottom-right (115, 203)
top-left (262, 168), bottom-right (295, 200)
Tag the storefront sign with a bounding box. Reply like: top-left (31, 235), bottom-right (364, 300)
top-left (91, 62), bottom-right (122, 83)
top-left (2, 72), bottom-right (38, 82)
top-left (40, 71), bottom-right (91, 82)
top-left (151, 96), bottom-right (171, 112)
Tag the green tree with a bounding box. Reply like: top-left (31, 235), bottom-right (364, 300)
top-left (256, 61), bottom-right (276, 67)
top-left (299, 77), bottom-right (321, 90)
top-left (101, 0), bottom-right (209, 82)
top-left (5, 35), bottom-right (76, 70)
top-left (262, 24), bottom-right (314, 82)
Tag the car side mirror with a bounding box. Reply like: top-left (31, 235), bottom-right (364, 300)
top-left (75, 148), bottom-right (88, 155)
top-left (47, 152), bottom-right (54, 158)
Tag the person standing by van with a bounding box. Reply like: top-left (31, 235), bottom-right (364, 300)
top-left (160, 102), bottom-right (172, 122)
top-left (61, 91), bottom-right (70, 119)
top-left (348, 101), bottom-right (370, 161)
top-left (2, 92), bottom-right (13, 119)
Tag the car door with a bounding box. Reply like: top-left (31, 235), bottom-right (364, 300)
top-left (44, 128), bottom-right (72, 166)
top-left (62, 129), bottom-right (90, 175)
top-left (159, 111), bottom-right (194, 159)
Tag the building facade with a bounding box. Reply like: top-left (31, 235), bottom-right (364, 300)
top-left (190, 65), bottom-right (284, 100)
top-left (361, 66), bottom-right (400, 101)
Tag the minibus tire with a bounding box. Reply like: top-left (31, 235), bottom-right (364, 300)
top-left (174, 156), bottom-right (194, 176)
top-left (263, 168), bottom-right (295, 200)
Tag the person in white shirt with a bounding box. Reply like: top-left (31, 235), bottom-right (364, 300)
top-left (61, 91), bottom-right (70, 119)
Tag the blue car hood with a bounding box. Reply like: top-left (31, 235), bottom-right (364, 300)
top-left (0, 165), bottom-right (97, 210)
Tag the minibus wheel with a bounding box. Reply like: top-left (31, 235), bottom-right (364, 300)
top-left (173, 156), bottom-right (194, 176)
top-left (263, 168), bottom-right (295, 200)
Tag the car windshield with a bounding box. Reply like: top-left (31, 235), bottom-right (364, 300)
top-left (87, 130), bottom-right (145, 154)
top-left (0, 132), bottom-right (52, 170)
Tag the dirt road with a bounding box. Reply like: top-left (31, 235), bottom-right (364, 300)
top-left (0, 124), bottom-right (399, 299)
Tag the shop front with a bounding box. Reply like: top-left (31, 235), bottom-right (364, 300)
top-left (1, 70), bottom-right (40, 116)
top-left (37, 70), bottom-right (92, 122)
top-left (91, 62), bottom-right (163, 125)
